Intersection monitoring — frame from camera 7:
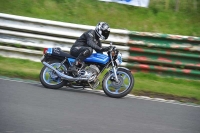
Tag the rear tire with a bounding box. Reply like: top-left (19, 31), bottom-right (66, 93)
top-left (40, 61), bottom-right (67, 89)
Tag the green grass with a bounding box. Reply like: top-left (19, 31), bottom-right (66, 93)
top-left (0, 56), bottom-right (42, 80)
top-left (0, 56), bottom-right (200, 104)
top-left (133, 73), bottom-right (200, 103)
top-left (0, 0), bottom-right (199, 36)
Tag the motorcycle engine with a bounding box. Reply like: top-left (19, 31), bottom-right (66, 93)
top-left (80, 65), bottom-right (100, 82)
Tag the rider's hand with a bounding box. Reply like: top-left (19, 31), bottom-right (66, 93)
top-left (102, 46), bottom-right (112, 52)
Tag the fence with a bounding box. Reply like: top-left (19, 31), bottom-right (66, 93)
top-left (0, 13), bottom-right (130, 62)
top-left (0, 13), bottom-right (199, 80)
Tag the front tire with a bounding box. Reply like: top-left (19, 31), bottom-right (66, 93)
top-left (40, 61), bottom-right (67, 89)
top-left (102, 68), bottom-right (134, 98)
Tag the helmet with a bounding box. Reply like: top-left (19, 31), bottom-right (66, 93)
top-left (95, 22), bottom-right (110, 40)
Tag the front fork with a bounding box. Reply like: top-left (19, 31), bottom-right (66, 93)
top-left (110, 54), bottom-right (119, 82)
top-left (112, 66), bottom-right (119, 82)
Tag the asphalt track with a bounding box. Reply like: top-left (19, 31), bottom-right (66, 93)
top-left (0, 78), bottom-right (200, 133)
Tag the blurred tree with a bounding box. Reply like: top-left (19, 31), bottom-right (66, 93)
top-left (165, 0), bottom-right (169, 10)
top-left (175, 0), bottom-right (179, 12)
top-left (193, 0), bottom-right (197, 11)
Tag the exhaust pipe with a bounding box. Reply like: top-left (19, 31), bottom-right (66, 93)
top-left (42, 62), bottom-right (88, 81)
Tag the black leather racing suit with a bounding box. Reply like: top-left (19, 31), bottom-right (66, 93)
top-left (70, 30), bottom-right (103, 63)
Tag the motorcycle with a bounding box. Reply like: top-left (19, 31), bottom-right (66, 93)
top-left (40, 42), bottom-right (134, 98)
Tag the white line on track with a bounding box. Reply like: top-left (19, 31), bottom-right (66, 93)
top-left (0, 76), bottom-right (200, 108)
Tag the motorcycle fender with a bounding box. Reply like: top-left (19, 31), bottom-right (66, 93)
top-left (117, 67), bottom-right (131, 72)
top-left (102, 67), bottom-right (131, 81)
top-left (40, 55), bottom-right (45, 62)
top-left (41, 54), bottom-right (51, 62)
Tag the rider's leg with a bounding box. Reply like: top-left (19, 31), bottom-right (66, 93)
top-left (69, 47), bottom-right (93, 73)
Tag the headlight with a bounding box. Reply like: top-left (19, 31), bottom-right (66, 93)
top-left (116, 53), bottom-right (122, 65)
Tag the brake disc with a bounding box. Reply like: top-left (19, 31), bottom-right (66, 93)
top-left (111, 75), bottom-right (123, 88)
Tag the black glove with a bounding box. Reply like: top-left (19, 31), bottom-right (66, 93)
top-left (101, 46), bottom-right (111, 52)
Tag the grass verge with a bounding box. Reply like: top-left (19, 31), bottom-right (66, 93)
top-left (0, 0), bottom-right (199, 36)
top-left (0, 56), bottom-right (200, 104)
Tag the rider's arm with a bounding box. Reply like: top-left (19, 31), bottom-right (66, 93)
top-left (94, 40), bottom-right (103, 53)
top-left (87, 38), bottom-right (102, 51)
top-left (85, 30), bottom-right (110, 53)
top-left (86, 31), bottom-right (103, 52)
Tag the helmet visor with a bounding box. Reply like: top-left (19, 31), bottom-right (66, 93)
top-left (102, 30), bottom-right (110, 40)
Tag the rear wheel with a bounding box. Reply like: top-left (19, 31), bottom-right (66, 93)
top-left (40, 61), bottom-right (67, 89)
top-left (102, 68), bottom-right (134, 98)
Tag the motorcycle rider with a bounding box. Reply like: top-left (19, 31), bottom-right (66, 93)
top-left (69, 22), bottom-right (111, 74)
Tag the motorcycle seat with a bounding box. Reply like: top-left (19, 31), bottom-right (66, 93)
top-left (60, 51), bottom-right (76, 59)
top-left (52, 47), bottom-right (76, 58)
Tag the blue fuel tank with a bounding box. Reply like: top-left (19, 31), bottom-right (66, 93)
top-left (84, 53), bottom-right (110, 64)
top-left (68, 53), bottom-right (110, 65)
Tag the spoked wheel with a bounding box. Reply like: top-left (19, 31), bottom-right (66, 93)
top-left (102, 68), bottom-right (134, 98)
top-left (40, 61), bottom-right (67, 89)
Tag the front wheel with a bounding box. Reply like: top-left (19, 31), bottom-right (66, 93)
top-left (102, 68), bottom-right (134, 98)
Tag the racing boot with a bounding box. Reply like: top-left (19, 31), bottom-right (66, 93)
top-left (68, 59), bottom-right (85, 76)
top-left (68, 60), bottom-right (79, 75)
